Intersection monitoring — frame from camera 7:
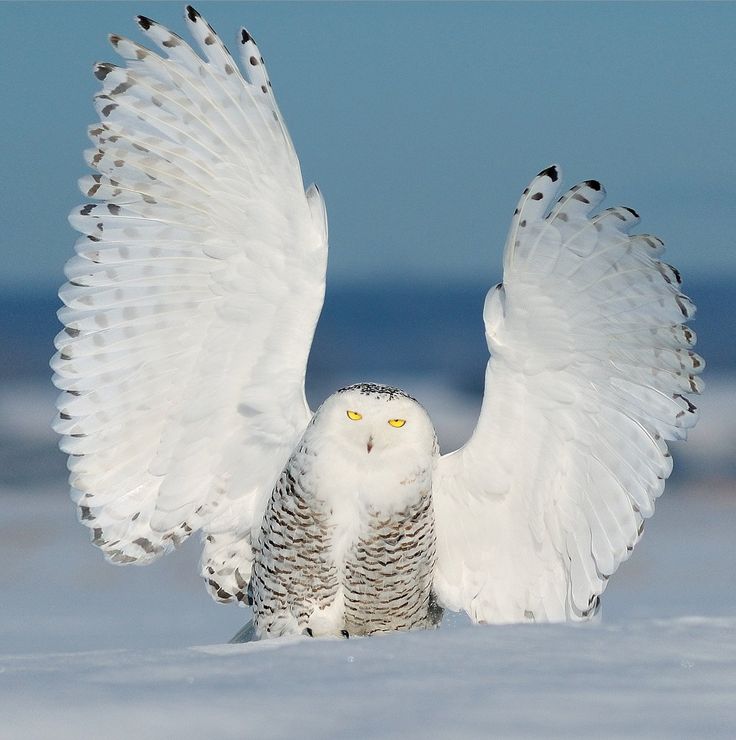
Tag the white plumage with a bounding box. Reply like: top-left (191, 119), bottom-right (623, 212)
top-left (248, 385), bottom-right (440, 639)
top-left (52, 7), bottom-right (702, 638)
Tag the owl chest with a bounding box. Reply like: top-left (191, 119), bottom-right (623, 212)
top-left (252, 461), bottom-right (437, 637)
top-left (341, 493), bottom-right (438, 635)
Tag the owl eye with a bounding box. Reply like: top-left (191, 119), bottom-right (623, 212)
top-left (388, 418), bottom-right (406, 428)
top-left (346, 410), bottom-right (362, 421)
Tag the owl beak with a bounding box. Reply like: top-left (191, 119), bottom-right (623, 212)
top-left (366, 435), bottom-right (374, 454)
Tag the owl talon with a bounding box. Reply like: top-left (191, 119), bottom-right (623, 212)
top-left (340, 629), bottom-right (350, 639)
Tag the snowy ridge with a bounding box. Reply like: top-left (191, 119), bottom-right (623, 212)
top-left (3, 619), bottom-right (736, 739)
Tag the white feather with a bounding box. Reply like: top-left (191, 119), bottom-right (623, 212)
top-left (433, 165), bottom-right (702, 623)
top-left (53, 8), bottom-right (327, 592)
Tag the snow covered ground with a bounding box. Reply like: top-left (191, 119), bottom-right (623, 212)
top-left (1, 379), bottom-right (735, 738)
top-left (3, 612), bottom-right (736, 739)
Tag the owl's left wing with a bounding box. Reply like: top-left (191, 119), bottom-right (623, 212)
top-left (432, 166), bottom-right (702, 623)
top-left (52, 8), bottom-right (327, 603)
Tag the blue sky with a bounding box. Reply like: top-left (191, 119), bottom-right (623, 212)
top-left (2, 1), bottom-right (734, 291)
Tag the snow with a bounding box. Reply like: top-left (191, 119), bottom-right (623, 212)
top-left (3, 617), bottom-right (736, 739)
top-left (2, 379), bottom-right (735, 738)
top-left (2, 482), bottom-right (736, 738)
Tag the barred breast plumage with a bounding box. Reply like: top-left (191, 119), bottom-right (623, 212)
top-left (342, 492), bottom-right (439, 636)
top-left (247, 384), bottom-right (441, 640)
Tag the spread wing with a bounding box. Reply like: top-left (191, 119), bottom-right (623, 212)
top-left (52, 7), bottom-right (327, 602)
top-left (432, 166), bottom-right (702, 623)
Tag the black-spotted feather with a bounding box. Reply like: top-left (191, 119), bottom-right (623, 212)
top-left (434, 170), bottom-right (702, 623)
top-left (54, 7), bottom-right (326, 568)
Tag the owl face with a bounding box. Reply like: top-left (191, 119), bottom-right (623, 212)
top-left (313, 383), bottom-right (436, 464)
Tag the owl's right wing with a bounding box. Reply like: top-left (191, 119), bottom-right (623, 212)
top-left (51, 8), bottom-right (327, 602)
top-left (432, 166), bottom-right (702, 623)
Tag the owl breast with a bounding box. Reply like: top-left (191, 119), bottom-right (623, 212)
top-left (249, 440), bottom-right (440, 639)
top-left (342, 490), bottom-right (439, 636)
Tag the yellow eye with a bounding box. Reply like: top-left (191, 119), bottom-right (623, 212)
top-left (346, 410), bottom-right (362, 421)
top-left (388, 418), bottom-right (406, 428)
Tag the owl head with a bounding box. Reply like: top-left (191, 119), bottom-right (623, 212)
top-left (311, 383), bottom-right (437, 465)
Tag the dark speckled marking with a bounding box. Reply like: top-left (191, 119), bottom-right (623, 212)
top-left (94, 63), bottom-right (114, 81)
top-left (675, 295), bottom-right (692, 317)
top-left (111, 80), bottom-right (132, 95)
top-left (133, 537), bottom-right (156, 554)
top-left (537, 165), bottom-right (559, 182)
top-left (674, 393), bottom-right (697, 413)
top-left (337, 382), bottom-right (417, 403)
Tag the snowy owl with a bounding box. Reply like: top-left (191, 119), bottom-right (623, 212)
top-left (52, 7), bottom-right (702, 639)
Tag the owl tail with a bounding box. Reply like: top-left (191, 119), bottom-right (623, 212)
top-left (228, 619), bottom-right (258, 644)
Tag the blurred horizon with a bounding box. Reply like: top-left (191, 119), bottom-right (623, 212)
top-left (2, 276), bottom-right (735, 492)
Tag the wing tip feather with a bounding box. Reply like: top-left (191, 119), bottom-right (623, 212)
top-left (536, 164), bottom-right (560, 182)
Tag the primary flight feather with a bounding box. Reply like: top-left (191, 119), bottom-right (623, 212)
top-left (52, 7), bottom-right (702, 639)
